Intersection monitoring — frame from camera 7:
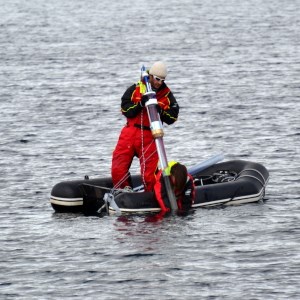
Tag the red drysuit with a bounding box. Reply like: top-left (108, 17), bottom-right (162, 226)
top-left (154, 170), bottom-right (195, 212)
top-left (111, 80), bottom-right (179, 191)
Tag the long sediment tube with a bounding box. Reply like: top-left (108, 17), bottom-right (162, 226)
top-left (142, 67), bottom-right (178, 211)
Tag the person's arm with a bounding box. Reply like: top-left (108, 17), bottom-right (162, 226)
top-left (121, 84), bottom-right (143, 118)
top-left (159, 90), bottom-right (179, 125)
top-left (154, 172), bottom-right (171, 212)
top-left (180, 175), bottom-right (195, 210)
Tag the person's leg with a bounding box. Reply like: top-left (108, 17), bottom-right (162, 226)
top-left (139, 137), bottom-right (159, 191)
top-left (111, 127), bottom-right (135, 188)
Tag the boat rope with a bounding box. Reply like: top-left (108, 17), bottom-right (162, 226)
top-left (140, 110), bottom-right (147, 188)
top-left (112, 139), bottom-right (156, 192)
top-left (100, 123), bottom-right (158, 213)
top-left (222, 169), bottom-right (267, 205)
top-left (212, 171), bottom-right (237, 183)
top-left (236, 169), bottom-right (266, 187)
top-left (236, 175), bottom-right (265, 187)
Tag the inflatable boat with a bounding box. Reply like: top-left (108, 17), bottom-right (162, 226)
top-left (50, 158), bottom-right (269, 215)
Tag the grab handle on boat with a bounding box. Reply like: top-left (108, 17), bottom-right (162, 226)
top-left (104, 193), bottom-right (121, 215)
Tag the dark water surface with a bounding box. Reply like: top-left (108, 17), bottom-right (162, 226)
top-left (1, 0), bottom-right (299, 299)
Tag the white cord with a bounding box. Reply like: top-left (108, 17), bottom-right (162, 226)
top-left (140, 110), bottom-right (147, 188)
top-left (112, 119), bottom-right (156, 191)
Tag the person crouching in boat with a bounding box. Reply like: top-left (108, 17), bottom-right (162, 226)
top-left (154, 161), bottom-right (195, 213)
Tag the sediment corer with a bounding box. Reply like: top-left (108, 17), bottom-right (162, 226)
top-left (141, 67), bottom-right (164, 139)
top-left (141, 65), bottom-right (178, 211)
top-left (146, 98), bottom-right (164, 138)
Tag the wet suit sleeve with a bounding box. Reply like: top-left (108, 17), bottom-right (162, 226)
top-left (154, 171), bottom-right (171, 212)
top-left (121, 84), bottom-right (143, 118)
top-left (160, 90), bottom-right (179, 125)
top-left (179, 175), bottom-right (195, 210)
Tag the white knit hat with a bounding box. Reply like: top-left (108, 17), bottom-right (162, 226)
top-left (149, 61), bottom-right (167, 79)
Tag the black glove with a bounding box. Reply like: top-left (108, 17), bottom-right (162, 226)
top-left (140, 94), bottom-right (148, 107)
top-left (181, 196), bottom-right (192, 211)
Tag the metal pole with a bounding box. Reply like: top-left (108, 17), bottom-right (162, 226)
top-left (141, 66), bottom-right (178, 211)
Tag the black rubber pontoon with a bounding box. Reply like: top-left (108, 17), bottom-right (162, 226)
top-left (50, 160), bottom-right (269, 214)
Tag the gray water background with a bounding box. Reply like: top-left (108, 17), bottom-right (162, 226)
top-left (0, 0), bottom-right (299, 299)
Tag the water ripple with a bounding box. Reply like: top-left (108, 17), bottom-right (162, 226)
top-left (1, 0), bottom-right (300, 299)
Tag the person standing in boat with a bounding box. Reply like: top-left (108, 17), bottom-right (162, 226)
top-left (111, 61), bottom-right (179, 192)
top-left (154, 161), bottom-right (195, 213)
